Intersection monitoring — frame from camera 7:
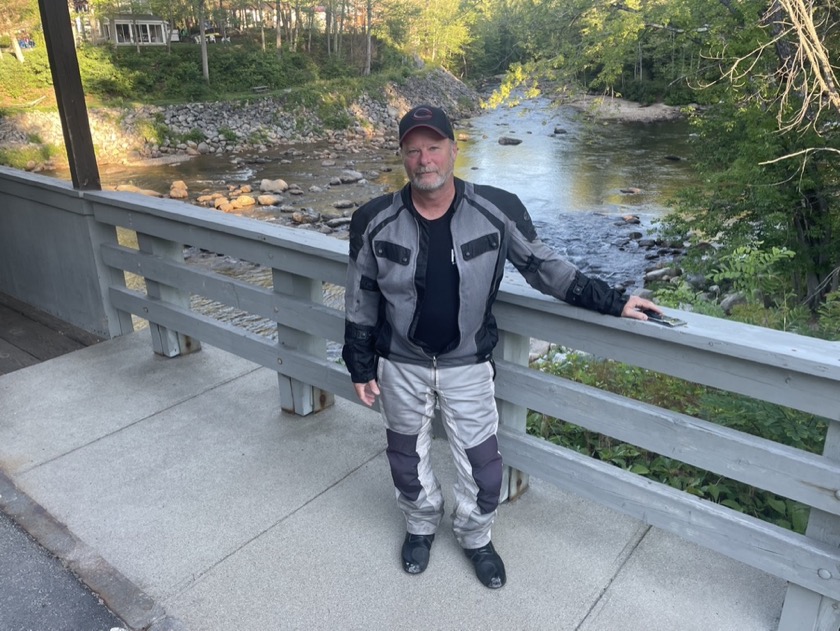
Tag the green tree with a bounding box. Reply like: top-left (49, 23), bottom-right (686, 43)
top-left (663, 0), bottom-right (840, 310)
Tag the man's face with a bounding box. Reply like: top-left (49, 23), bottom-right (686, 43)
top-left (401, 128), bottom-right (458, 192)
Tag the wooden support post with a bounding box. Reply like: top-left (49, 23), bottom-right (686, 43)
top-left (496, 330), bottom-right (530, 502)
top-left (136, 234), bottom-right (200, 357)
top-left (272, 270), bottom-right (334, 416)
top-left (777, 422), bottom-right (840, 631)
top-left (37, 0), bottom-right (100, 191)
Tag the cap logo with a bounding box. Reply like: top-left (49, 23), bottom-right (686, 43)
top-left (412, 108), bottom-right (434, 121)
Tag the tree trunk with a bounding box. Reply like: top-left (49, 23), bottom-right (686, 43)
top-left (12, 34), bottom-right (25, 63)
top-left (133, 19), bottom-right (140, 53)
top-left (219, 0), bottom-right (227, 41)
top-left (363, 0), bottom-right (371, 76)
top-left (275, 0), bottom-right (282, 54)
top-left (199, 2), bottom-right (210, 83)
top-left (325, 4), bottom-right (332, 56)
top-left (336, 0), bottom-right (345, 56)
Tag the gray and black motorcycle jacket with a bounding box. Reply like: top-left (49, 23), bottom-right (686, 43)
top-left (342, 178), bottom-right (628, 384)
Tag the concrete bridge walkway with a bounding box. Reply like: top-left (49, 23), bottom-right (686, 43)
top-left (0, 317), bottom-right (787, 630)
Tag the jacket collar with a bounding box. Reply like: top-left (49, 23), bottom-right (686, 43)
top-left (400, 177), bottom-right (466, 215)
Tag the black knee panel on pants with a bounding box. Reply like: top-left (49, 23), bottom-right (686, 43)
top-left (385, 428), bottom-right (422, 502)
top-left (466, 435), bottom-right (503, 514)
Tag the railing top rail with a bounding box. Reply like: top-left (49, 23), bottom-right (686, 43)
top-left (85, 189), bottom-right (349, 264)
top-left (499, 282), bottom-right (840, 382)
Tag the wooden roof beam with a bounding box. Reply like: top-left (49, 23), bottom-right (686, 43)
top-left (37, 0), bottom-right (100, 190)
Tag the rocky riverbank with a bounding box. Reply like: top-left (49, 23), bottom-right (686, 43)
top-left (0, 68), bottom-right (480, 171)
top-left (562, 93), bottom-right (685, 123)
top-left (2, 73), bottom-right (712, 308)
top-left (0, 70), bottom-right (690, 172)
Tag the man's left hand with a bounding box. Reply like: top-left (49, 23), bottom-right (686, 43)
top-left (621, 295), bottom-right (662, 321)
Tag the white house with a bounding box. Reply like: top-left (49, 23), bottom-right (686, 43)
top-left (100, 14), bottom-right (179, 46)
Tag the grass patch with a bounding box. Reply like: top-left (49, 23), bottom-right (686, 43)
top-left (0, 142), bottom-right (62, 169)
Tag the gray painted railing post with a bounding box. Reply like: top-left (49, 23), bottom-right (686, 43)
top-left (136, 233), bottom-right (201, 357)
top-left (84, 200), bottom-right (135, 338)
top-left (272, 269), bottom-right (334, 415)
top-left (496, 330), bottom-right (530, 502)
top-left (777, 422), bottom-right (840, 631)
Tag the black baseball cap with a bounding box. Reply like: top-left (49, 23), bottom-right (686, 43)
top-left (398, 105), bottom-right (455, 145)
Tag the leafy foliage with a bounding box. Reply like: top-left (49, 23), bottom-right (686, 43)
top-left (530, 352), bottom-right (828, 534)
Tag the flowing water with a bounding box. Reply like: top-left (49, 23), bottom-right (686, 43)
top-left (88, 97), bottom-right (694, 286)
top-left (54, 98), bottom-right (697, 344)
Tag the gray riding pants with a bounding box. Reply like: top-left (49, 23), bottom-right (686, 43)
top-left (377, 357), bottom-right (502, 549)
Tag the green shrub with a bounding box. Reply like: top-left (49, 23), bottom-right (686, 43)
top-left (529, 351), bottom-right (828, 533)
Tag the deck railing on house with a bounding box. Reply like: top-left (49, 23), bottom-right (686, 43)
top-left (1, 166), bottom-right (839, 630)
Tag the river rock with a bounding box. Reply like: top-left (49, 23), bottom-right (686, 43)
top-left (333, 199), bottom-right (355, 209)
top-left (720, 292), bottom-right (747, 314)
top-left (170, 180), bottom-right (189, 199)
top-left (326, 217), bottom-right (352, 228)
top-left (498, 136), bottom-right (522, 145)
top-left (620, 188), bottom-right (643, 195)
top-left (553, 127), bottom-right (568, 134)
top-left (214, 197), bottom-right (230, 209)
top-left (644, 267), bottom-right (674, 282)
top-left (261, 178), bottom-right (289, 193)
top-left (257, 194), bottom-right (282, 206)
top-left (231, 195), bottom-right (256, 209)
top-left (115, 184), bottom-right (163, 197)
top-left (292, 210), bottom-right (320, 224)
top-left (685, 273), bottom-right (707, 289)
top-left (340, 170), bottom-right (364, 183)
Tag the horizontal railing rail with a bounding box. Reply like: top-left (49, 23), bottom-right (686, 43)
top-left (1, 168), bottom-right (837, 630)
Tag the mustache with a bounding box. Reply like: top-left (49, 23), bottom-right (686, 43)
top-left (415, 167), bottom-right (439, 174)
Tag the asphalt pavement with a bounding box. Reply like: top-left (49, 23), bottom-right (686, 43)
top-left (0, 510), bottom-right (126, 631)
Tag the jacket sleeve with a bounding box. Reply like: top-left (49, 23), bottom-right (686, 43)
top-left (342, 203), bottom-right (383, 383)
top-left (503, 194), bottom-right (628, 316)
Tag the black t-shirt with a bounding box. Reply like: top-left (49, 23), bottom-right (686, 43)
top-left (412, 206), bottom-right (460, 354)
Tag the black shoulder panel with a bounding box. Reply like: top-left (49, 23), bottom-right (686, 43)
top-left (473, 183), bottom-right (537, 242)
top-left (349, 192), bottom-right (398, 260)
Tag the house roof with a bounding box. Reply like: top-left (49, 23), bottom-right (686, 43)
top-left (108, 14), bottom-right (166, 22)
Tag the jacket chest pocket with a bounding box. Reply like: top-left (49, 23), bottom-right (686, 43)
top-left (374, 240), bottom-right (411, 265)
top-left (460, 233), bottom-right (499, 261)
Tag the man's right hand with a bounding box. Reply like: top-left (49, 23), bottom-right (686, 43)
top-left (354, 380), bottom-right (380, 407)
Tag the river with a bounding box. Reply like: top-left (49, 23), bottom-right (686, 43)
top-left (86, 96), bottom-right (694, 289)
top-left (54, 98), bottom-right (696, 343)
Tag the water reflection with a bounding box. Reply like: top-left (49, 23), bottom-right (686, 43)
top-left (89, 99), bottom-right (696, 343)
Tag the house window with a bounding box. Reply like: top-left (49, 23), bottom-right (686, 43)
top-left (116, 23), bottom-right (132, 43)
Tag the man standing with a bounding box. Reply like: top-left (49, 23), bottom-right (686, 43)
top-left (342, 105), bottom-right (659, 589)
